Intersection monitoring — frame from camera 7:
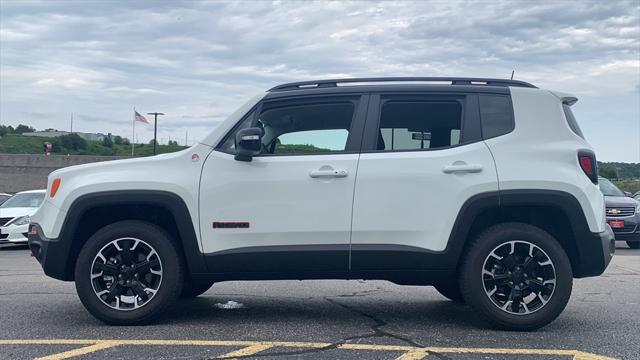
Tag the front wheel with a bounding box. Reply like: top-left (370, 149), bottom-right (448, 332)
top-left (459, 223), bottom-right (573, 331)
top-left (626, 241), bottom-right (640, 249)
top-left (74, 220), bottom-right (184, 325)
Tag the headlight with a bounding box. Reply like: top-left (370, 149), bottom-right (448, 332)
top-left (8, 216), bottom-right (30, 226)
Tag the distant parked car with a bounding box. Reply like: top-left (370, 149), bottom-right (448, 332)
top-left (0, 193), bottom-right (12, 206)
top-left (599, 178), bottom-right (640, 249)
top-left (0, 190), bottom-right (46, 244)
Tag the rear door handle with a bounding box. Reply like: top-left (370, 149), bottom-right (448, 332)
top-left (443, 163), bottom-right (483, 174)
top-left (309, 168), bottom-right (349, 178)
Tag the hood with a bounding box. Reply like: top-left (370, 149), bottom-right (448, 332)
top-left (604, 196), bottom-right (639, 208)
top-left (0, 207), bottom-right (38, 219)
top-left (50, 148), bottom-right (191, 178)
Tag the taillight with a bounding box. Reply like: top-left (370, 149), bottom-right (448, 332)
top-left (578, 150), bottom-right (598, 184)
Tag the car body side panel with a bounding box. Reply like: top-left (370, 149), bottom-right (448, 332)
top-left (29, 144), bottom-right (213, 250)
top-left (486, 87), bottom-right (606, 233)
top-left (351, 140), bottom-right (499, 255)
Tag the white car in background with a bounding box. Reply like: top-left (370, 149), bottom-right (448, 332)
top-left (0, 190), bottom-right (46, 244)
top-left (0, 193), bottom-right (12, 205)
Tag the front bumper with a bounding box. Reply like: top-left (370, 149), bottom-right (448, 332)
top-left (607, 215), bottom-right (640, 241)
top-left (27, 223), bottom-right (72, 280)
top-left (573, 224), bottom-right (615, 278)
top-left (0, 224), bottom-right (29, 244)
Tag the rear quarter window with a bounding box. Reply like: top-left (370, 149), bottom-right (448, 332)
top-left (562, 104), bottom-right (585, 139)
top-left (479, 95), bottom-right (515, 139)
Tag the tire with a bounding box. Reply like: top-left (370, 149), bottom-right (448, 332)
top-left (181, 280), bottom-right (214, 298)
top-left (74, 220), bottom-right (184, 325)
top-left (434, 282), bottom-right (465, 303)
top-left (626, 241), bottom-right (640, 249)
top-left (459, 222), bottom-right (573, 331)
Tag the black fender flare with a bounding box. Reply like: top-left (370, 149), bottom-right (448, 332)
top-left (446, 189), bottom-right (607, 278)
top-left (44, 190), bottom-right (207, 281)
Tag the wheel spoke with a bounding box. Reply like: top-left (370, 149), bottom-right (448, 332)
top-left (105, 284), bottom-right (122, 302)
top-left (94, 262), bottom-right (120, 275)
top-left (120, 240), bottom-right (134, 264)
top-left (493, 274), bottom-right (510, 286)
top-left (511, 297), bottom-right (521, 313)
top-left (134, 258), bottom-right (160, 274)
top-left (131, 282), bottom-right (149, 302)
top-left (522, 256), bottom-right (535, 270)
top-left (538, 259), bottom-right (552, 266)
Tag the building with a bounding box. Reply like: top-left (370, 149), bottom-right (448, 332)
top-left (22, 130), bottom-right (106, 141)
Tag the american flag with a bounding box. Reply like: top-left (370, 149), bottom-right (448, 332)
top-left (134, 111), bottom-right (149, 124)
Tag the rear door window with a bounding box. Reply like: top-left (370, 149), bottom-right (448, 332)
top-left (376, 100), bottom-right (463, 151)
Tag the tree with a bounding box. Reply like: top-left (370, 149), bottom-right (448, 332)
top-left (168, 140), bottom-right (178, 146)
top-left (0, 125), bottom-right (12, 136)
top-left (121, 138), bottom-right (131, 145)
top-left (14, 124), bottom-right (35, 134)
top-left (58, 133), bottom-right (87, 151)
top-left (113, 135), bottom-right (123, 145)
top-left (102, 134), bottom-right (113, 148)
top-left (148, 139), bottom-right (156, 145)
top-left (50, 139), bottom-right (62, 153)
top-left (598, 163), bottom-right (618, 180)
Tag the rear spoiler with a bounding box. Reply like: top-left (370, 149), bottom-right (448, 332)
top-left (549, 90), bottom-right (578, 105)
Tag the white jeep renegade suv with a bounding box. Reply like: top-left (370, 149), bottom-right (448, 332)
top-left (28, 77), bottom-right (614, 330)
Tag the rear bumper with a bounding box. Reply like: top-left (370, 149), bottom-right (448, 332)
top-left (27, 223), bottom-right (71, 281)
top-left (573, 224), bottom-right (615, 278)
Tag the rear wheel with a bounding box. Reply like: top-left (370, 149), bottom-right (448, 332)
top-left (434, 282), bottom-right (464, 303)
top-left (74, 220), bottom-right (184, 325)
top-left (626, 241), bottom-right (640, 249)
top-left (459, 223), bottom-right (572, 331)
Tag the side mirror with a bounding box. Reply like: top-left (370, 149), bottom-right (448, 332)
top-left (234, 127), bottom-right (263, 162)
top-left (624, 191), bottom-right (632, 197)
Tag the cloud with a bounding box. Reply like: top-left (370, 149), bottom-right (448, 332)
top-left (0, 0), bottom-right (638, 160)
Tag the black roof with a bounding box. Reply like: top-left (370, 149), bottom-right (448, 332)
top-left (268, 77), bottom-right (537, 92)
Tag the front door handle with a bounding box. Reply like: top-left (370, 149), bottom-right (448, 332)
top-left (309, 167), bottom-right (349, 178)
top-left (443, 162), bottom-right (483, 174)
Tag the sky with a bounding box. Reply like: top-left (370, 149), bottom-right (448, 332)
top-left (0, 0), bottom-right (638, 162)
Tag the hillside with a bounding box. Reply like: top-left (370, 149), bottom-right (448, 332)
top-left (0, 133), bottom-right (187, 156)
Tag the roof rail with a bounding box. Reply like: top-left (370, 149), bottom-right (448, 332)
top-left (268, 77), bottom-right (537, 92)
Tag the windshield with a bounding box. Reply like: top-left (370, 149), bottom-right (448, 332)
top-left (0, 192), bottom-right (45, 208)
top-left (598, 178), bottom-right (625, 197)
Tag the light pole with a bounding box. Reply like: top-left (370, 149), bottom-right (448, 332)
top-left (147, 112), bottom-right (164, 155)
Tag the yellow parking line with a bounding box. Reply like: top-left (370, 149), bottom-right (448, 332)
top-left (0, 339), bottom-right (618, 360)
top-left (394, 349), bottom-right (430, 360)
top-left (35, 341), bottom-right (119, 360)
top-left (217, 344), bottom-right (274, 359)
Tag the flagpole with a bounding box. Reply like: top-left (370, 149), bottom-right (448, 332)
top-left (132, 107), bottom-right (135, 157)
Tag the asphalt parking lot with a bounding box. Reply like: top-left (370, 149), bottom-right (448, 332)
top-left (0, 243), bottom-right (638, 360)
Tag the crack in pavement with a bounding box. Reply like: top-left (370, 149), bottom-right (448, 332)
top-left (214, 287), bottom-right (451, 360)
